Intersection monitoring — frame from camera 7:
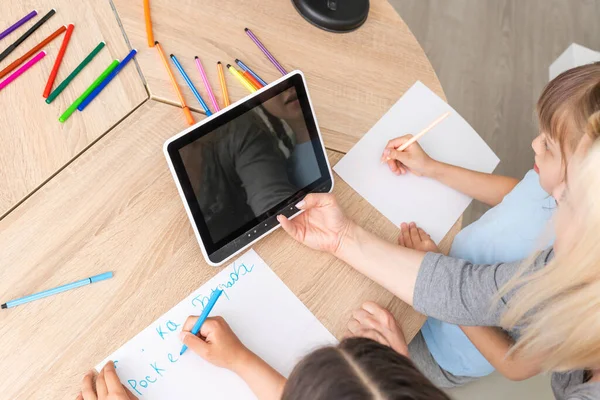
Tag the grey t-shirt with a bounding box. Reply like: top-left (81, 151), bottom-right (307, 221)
top-left (413, 248), bottom-right (600, 400)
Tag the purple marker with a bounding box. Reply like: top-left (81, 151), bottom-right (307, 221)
top-left (0, 10), bottom-right (38, 41)
top-left (244, 28), bottom-right (287, 75)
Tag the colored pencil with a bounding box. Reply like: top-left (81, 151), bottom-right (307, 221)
top-left (179, 289), bottom-right (223, 355)
top-left (143, 0), bottom-right (154, 47)
top-left (244, 28), bottom-right (287, 75)
top-left (0, 9), bottom-right (56, 63)
top-left (0, 25), bottom-right (65, 80)
top-left (1, 272), bottom-right (113, 309)
top-left (155, 42), bottom-right (194, 125)
top-left (194, 56), bottom-right (220, 111)
top-left (243, 70), bottom-right (262, 89)
top-left (0, 51), bottom-right (46, 92)
top-left (217, 61), bottom-right (230, 107)
top-left (235, 59), bottom-right (267, 86)
top-left (0, 10), bottom-right (38, 41)
top-left (43, 23), bottom-right (74, 98)
top-left (169, 54), bottom-right (211, 116)
top-left (78, 49), bottom-right (137, 111)
top-left (227, 64), bottom-right (257, 93)
top-left (59, 59), bottom-right (120, 123)
top-left (46, 41), bottom-right (106, 104)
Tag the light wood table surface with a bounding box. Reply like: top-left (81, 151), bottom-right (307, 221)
top-left (0, 0), bottom-right (147, 218)
top-left (111, 0), bottom-right (444, 153)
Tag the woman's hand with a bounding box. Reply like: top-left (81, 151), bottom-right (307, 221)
top-left (347, 301), bottom-right (409, 357)
top-left (381, 135), bottom-right (437, 177)
top-left (77, 361), bottom-right (137, 400)
top-left (397, 222), bottom-right (440, 253)
top-left (277, 193), bottom-right (353, 255)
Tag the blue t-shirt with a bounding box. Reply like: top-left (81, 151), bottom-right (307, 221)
top-left (421, 170), bottom-right (555, 377)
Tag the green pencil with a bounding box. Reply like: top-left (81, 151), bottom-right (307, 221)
top-left (46, 41), bottom-right (106, 104)
top-left (59, 60), bottom-right (120, 123)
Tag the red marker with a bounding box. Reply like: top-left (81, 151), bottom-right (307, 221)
top-left (43, 23), bottom-right (74, 98)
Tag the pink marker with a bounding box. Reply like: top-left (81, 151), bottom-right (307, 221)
top-left (0, 50), bottom-right (46, 92)
top-left (194, 56), bottom-right (220, 112)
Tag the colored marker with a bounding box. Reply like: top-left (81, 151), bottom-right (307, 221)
top-left (217, 61), bottom-right (230, 107)
top-left (143, 0), bottom-right (154, 47)
top-left (235, 59), bottom-right (267, 86)
top-left (0, 9), bottom-right (56, 63)
top-left (0, 25), bottom-right (66, 80)
top-left (59, 59), bottom-right (120, 123)
top-left (155, 42), bottom-right (194, 125)
top-left (244, 28), bottom-right (287, 75)
top-left (170, 53), bottom-right (212, 116)
top-left (0, 10), bottom-right (38, 41)
top-left (0, 51), bottom-right (46, 92)
top-left (195, 56), bottom-right (220, 112)
top-left (1, 272), bottom-right (113, 309)
top-left (180, 289), bottom-right (223, 355)
top-left (43, 23), bottom-right (74, 98)
top-left (227, 64), bottom-right (257, 93)
top-left (46, 41), bottom-right (105, 104)
top-left (78, 49), bottom-right (137, 111)
top-left (243, 70), bottom-right (262, 89)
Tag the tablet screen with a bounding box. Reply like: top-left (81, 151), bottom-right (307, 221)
top-left (168, 73), bottom-right (331, 258)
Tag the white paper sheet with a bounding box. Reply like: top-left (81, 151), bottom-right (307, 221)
top-left (334, 81), bottom-right (500, 243)
top-left (96, 250), bottom-right (337, 399)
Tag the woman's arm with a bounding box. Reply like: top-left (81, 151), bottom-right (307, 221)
top-left (459, 326), bottom-right (541, 381)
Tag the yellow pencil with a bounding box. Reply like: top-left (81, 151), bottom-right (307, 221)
top-left (217, 61), bottom-right (230, 107)
top-left (226, 64), bottom-right (256, 94)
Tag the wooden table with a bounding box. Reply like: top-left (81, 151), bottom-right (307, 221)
top-left (0, 1), bottom-right (456, 398)
top-left (0, 0), bottom-right (147, 218)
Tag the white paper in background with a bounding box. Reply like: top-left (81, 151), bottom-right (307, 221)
top-left (96, 250), bottom-right (337, 399)
top-left (334, 81), bottom-right (500, 243)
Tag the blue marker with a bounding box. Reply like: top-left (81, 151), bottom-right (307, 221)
top-left (1, 272), bottom-right (113, 309)
top-left (180, 289), bottom-right (222, 355)
top-left (169, 54), bottom-right (212, 116)
top-left (78, 49), bottom-right (138, 111)
top-left (235, 59), bottom-right (267, 86)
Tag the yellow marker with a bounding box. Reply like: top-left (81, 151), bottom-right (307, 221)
top-left (226, 64), bottom-right (256, 94)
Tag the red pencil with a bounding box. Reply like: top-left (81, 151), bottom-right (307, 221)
top-left (0, 25), bottom-right (66, 80)
top-left (43, 23), bottom-right (74, 98)
top-left (243, 70), bottom-right (263, 89)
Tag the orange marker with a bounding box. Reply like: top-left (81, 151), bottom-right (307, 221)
top-left (217, 61), bottom-right (230, 107)
top-left (43, 23), bottom-right (74, 98)
top-left (0, 25), bottom-right (66, 80)
top-left (144, 0), bottom-right (154, 47)
top-left (154, 41), bottom-right (194, 125)
top-left (242, 70), bottom-right (262, 89)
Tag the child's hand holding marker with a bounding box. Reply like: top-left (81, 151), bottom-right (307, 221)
top-left (381, 135), bottom-right (436, 176)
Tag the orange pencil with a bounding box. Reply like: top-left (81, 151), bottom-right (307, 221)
top-left (154, 41), bottom-right (194, 125)
top-left (43, 23), bottom-right (74, 98)
top-left (0, 25), bottom-right (66, 80)
top-left (242, 70), bottom-right (262, 89)
top-left (144, 0), bottom-right (154, 47)
top-left (217, 61), bottom-right (230, 107)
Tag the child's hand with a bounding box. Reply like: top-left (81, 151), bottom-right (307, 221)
top-left (397, 222), bottom-right (440, 253)
top-left (381, 135), bottom-right (437, 177)
top-left (347, 301), bottom-right (409, 357)
top-left (180, 316), bottom-right (252, 373)
top-left (77, 361), bottom-right (137, 400)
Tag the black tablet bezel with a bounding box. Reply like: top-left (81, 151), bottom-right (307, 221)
top-left (166, 72), bottom-right (333, 264)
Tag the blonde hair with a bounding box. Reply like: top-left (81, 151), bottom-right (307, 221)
top-left (537, 62), bottom-right (600, 165)
top-left (498, 113), bottom-right (600, 371)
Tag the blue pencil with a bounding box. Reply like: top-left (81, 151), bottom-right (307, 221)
top-left (170, 54), bottom-right (212, 116)
top-left (1, 272), bottom-right (113, 309)
top-left (78, 49), bottom-right (138, 111)
top-left (180, 289), bottom-right (223, 355)
top-left (235, 59), bottom-right (267, 86)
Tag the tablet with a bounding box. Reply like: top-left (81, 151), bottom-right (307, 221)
top-left (164, 71), bottom-right (333, 266)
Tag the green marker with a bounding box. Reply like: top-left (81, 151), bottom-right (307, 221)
top-left (59, 59), bottom-right (120, 123)
top-left (46, 41), bottom-right (105, 104)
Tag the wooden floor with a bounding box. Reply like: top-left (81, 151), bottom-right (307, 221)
top-left (390, 0), bottom-right (600, 224)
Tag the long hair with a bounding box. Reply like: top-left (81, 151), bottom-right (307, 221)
top-left (498, 115), bottom-right (600, 371)
top-left (282, 338), bottom-right (450, 400)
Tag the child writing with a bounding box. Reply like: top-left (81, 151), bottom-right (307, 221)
top-left (77, 308), bottom-right (451, 400)
top-left (382, 63), bottom-right (600, 387)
